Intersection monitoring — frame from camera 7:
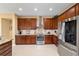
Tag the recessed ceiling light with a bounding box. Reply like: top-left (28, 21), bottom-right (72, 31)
top-left (18, 8), bottom-right (23, 11)
top-left (34, 8), bottom-right (38, 11)
top-left (49, 8), bottom-right (53, 11)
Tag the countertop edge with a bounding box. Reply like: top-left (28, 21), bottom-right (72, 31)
top-left (0, 39), bottom-right (12, 45)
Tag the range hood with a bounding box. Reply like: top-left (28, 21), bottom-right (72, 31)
top-left (37, 16), bottom-right (43, 28)
top-left (36, 16), bottom-right (44, 36)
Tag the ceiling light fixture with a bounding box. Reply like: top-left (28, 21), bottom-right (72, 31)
top-left (18, 8), bottom-right (23, 11)
top-left (49, 8), bottom-right (53, 11)
top-left (34, 8), bottom-right (38, 11)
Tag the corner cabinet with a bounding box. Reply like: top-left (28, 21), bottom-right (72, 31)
top-left (45, 35), bottom-right (58, 45)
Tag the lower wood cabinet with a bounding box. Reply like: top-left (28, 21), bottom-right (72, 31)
top-left (45, 35), bottom-right (52, 44)
top-left (15, 35), bottom-right (58, 45)
top-left (15, 35), bottom-right (36, 45)
top-left (45, 35), bottom-right (58, 44)
top-left (0, 40), bottom-right (12, 56)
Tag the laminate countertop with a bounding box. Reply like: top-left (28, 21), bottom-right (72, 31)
top-left (0, 39), bottom-right (12, 45)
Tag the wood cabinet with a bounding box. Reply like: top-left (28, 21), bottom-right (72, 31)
top-left (30, 18), bottom-right (37, 29)
top-left (58, 4), bottom-right (79, 22)
top-left (58, 6), bottom-right (76, 22)
top-left (52, 18), bottom-right (58, 29)
top-left (45, 35), bottom-right (53, 44)
top-left (45, 35), bottom-right (58, 44)
top-left (18, 18), bottom-right (25, 30)
top-left (52, 35), bottom-right (58, 44)
top-left (66, 6), bottom-right (76, 18)
top-left (76, 4), bottom-right (79, 15)
top-left (44, 18), bottom-right (58, 29)
top-left (15, 35), bottom-right (36, 45)
top-left (25, 35), bottom-right (36, 44)
top-left (18, 18), bottom-right (37, 30)
top-left (15, 35), bottom-right (26, 44)
top-left (0, 40), bottom-right (12, 56)
top-left (58, 13), bottom-right (66, 22)
top-left (44, 18), bottom-right (52, 29)
top-left (30, 36), bottom-right (36, 44)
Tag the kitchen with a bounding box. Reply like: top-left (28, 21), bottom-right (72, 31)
top-left (15, 16), bottom-right (58, 45)
top-left (0, 3), bottom-right (79, 56)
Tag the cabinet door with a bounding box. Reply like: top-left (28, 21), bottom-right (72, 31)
top-left (66, 6), bottom-right (76, 18)
top-left (18, 18), bottom-right (37, 30)
top-left (52, 35), bottom-right (58, 44)
top-left (45, 35), bottom-right (52, 44)
top-left (25, 35), bottom-right (36, 44)
top-left (52, 19), bottom-right (58, 29)
top-left (44, 18), bottom-right (53, 29)
top-left (25, 18), bottom-right (37, 29)
top-left (30, 35), bottom-right (36, 44)
top-left (25, 36), bottom-right (31, 44)
top-left (15, 36), bottom-right (21, 44)
top-left (15, 36), bottom-right (26, 44)
top-left (30, 18), bottom-right (36, 29)
top-left (21, 36), bottom-right (26, 44)
top-left (58, 14), bottom-right (65, 22)
top-left (45, 35), bottom-right (58, 44)
top-left (18, 18), bottom-right (25, 30)
top-left (76, 4), bottom-right (79, 15)
top-left (44, 18), bottom-right (49, 29)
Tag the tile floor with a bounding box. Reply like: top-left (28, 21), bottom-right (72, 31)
top-left (12, 44), bottom-right (59, 56)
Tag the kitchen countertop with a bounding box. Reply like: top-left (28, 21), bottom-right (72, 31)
top-left (16, 34), bottom-right (36, 36)
top-left (16, 29), bottom-right (58, 36)
top-left (15, 34), bottom-right (58, 36)
top-left (0, 39), bottom-right (12, 45)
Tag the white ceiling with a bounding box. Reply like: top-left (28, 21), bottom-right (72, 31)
top-left (0, 3), bottom-right (75, 16)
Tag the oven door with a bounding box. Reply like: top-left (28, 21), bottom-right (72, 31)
top-left (36, 35), bottom-right (44, 45)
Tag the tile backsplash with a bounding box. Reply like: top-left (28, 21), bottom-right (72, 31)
top-left (16, 29), bottom-right (58, 36)
top-left (44, 30), bottom-right (58, 36)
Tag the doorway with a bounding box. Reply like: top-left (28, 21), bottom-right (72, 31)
top-left (1, 18), bottom-right (12, 41)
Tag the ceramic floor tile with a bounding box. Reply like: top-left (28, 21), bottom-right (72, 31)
top-left (12, 44), bottom-right (59, 56)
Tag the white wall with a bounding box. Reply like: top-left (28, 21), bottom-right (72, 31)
top-left (0, 13), bottom-right (17, 46)
top-left (1, 19), bottom-right (12, 40)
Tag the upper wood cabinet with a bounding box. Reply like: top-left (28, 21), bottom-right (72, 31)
top-left (43, 18), bottom-right (58, 29)
top-left (66, 6), bottom-right (76, 18)
top-left (58, 13), bottom-right (66, 22)
top-left (44, 18), bottom-right (52, 29)
top-left (76, 4), bottom-right (79, 15)
top-left (18, 18), bottom-right (37, 30)
top-left (58, 4), bottom-right (79, 22)
top-left (52, 18), bottom-right (58, 29)
top-left (18, 18), bottom-right (25, 30)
